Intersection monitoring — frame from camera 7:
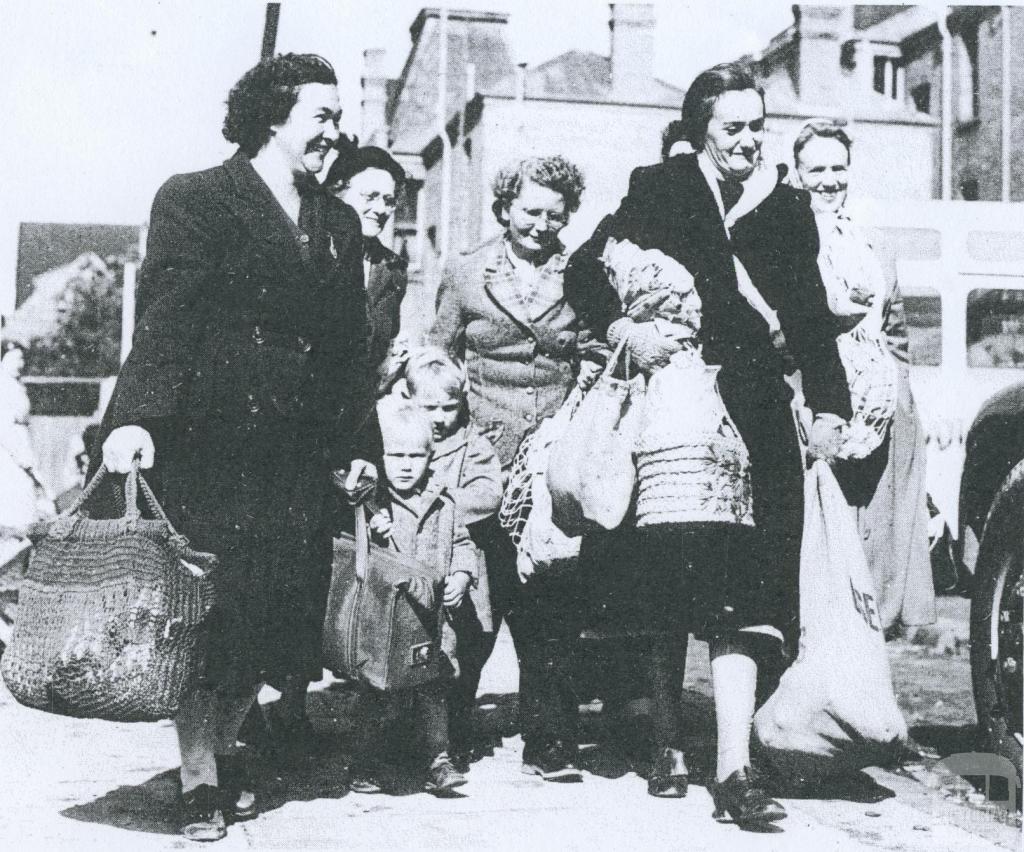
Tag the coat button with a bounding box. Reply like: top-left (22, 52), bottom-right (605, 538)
top-left (252, 325), bottom-right (265, 345)
top-left (299, 233), bottom-right (310, 244)
top-left (247, 393), bottom-right (260, 414)
top-left (556, 331), bottom-right (574, 347)
top-left (525, 387), bottom-right (535, 395)
top-left (298, 336), bottom-right (312, 353)
top-left (524, 412), bottom-right (533, 422)
top-left (258, 287), bottom-right (268, 301)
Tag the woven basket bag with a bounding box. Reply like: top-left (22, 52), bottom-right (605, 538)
top-left (0, 461), bottom-right (216, 722)
top-left (636, 353), bottom-right (755, 528)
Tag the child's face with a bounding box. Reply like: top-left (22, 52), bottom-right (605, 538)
top-left (383, 440), bottom-right (432, 494)
top-left (413, 384), bottom-right (462, 441)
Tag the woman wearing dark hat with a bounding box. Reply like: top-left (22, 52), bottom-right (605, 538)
top-left (325, 145), bottom-right (409, 382)
top-left (566, 62), bottom-right (852, 826)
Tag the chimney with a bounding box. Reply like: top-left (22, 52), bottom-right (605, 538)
top-left (793, 5), bottom-right (853, 106)
top-left (609, 3), bottom-right (655, 98)
top-left (361, 48), bottom-right (388, 147)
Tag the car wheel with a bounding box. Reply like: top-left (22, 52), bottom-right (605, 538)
top-left (970, 459), bottom-right (1024, 781)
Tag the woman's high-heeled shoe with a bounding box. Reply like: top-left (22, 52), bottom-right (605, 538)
top-left (710, 768), bottom-right (787, 826)
top-left (647, 747), bottom-right (689, 798)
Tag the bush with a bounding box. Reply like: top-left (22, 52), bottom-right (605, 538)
top-left (23, 262), bottom-right (123, 377)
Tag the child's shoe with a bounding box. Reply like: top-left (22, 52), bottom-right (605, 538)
top-left (424, 754), bottom-right (467, 796)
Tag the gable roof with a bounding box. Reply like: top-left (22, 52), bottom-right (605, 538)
top-left (482, 50), bottom-right (684, 108)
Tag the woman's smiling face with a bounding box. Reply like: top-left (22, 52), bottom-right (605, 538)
top-left (702, 89), bottom-right (765, 180)
top-left (796, 135), bottom-right (851, 215)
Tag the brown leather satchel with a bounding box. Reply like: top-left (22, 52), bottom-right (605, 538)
top-left (322, 501), bottom-right (452, 692)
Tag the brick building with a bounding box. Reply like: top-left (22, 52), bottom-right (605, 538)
top-left (750, 5), bottom-right (1022, 202)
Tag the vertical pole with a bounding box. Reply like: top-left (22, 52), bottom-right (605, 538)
top-left (261, 3), bottom-right (281, 61)
top-left (1001, 7), bottom-right (1012, 202)
top-left (121, 262), bottom-right (136, 364)
top-left (938, 9), bottom-right (953, 201)
top-left (438, 7), bottom-right (452, 272)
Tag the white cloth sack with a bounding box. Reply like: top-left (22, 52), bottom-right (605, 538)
top-left (514, 393), bottom-right (582, 576)
top-left (754, 461), bottom-right (907, 779)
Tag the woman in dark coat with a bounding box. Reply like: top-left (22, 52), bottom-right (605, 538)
top-left (324, 145), bottom-right (409, 384)
top-left (256, 145), bottom-right (412, 750)
top-left (429, 155), bottom-right (599, 780)
top-left (98, 54), bottom-right (377, 841)
top-left (565, 63), bottom-right (852, 825)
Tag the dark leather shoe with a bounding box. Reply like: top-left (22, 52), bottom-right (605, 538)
top-left (711, 768), bottom-right (787, 826)
top-left (648, 747), bottom-right (689, 798)
top-left (522, 740), bottom-right (583, 783)
top-left (181, 784), bottom-right (228, 842)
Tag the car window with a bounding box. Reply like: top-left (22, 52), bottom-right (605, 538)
top-left (967, 288), bottom-right (1024, 368)
top-left (903, 287), bottom-right (942, 366)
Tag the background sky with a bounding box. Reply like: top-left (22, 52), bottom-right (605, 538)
top-left (0, 0), bottom-right (801, 311)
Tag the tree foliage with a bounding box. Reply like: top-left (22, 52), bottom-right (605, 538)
top-left (23, 264), bottom-right (122, 377)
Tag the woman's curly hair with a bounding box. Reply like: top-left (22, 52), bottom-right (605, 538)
top-left (490, 155), bottom-right (586, 225)
top-left (223, 53), bottom-right (337, 157)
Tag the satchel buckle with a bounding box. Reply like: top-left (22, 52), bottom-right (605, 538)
top-left (411, 643), bottom-right (434, 667)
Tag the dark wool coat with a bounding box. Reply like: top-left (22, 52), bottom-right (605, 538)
top-left (96, 150), bottom-right (376, 690)
top-left (364, 236), bottom-right (408, 376)
top-left (565, 154), bottom-right (852, 640)
top-left (429, 238), bottom-right (584, 467)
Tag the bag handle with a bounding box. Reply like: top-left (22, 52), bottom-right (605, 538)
top-left (60, 459), bottom-right (218, 573)
top-left (597, 330), bottom-right (631, 386)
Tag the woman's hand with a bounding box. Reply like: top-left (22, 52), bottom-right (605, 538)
top-left (516, 551), bottom-right (536, 584)
top-left (576, 360), bottom-right (602, 391)
top-left (101, 425), bottom-right (155, 473)
top-left (335, 459), bottom-right (378, 504)
top-left (806, 413), bottom-right (847, 465)
top-left (608, 317), bottom-right (682, 375)
top-left (848, 285), bottom-right (875, 308)
top-left (443, 571), bottom-right (473, 607)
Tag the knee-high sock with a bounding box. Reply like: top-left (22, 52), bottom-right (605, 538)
top-left (710, 651), bottom-right (757, 782)
top-left (176, 689), bottom-right (219, 793)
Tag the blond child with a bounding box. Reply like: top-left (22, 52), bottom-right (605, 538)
top-left (350, 400), bottom-right (476, 795)
top-left (403, 347), bottom-right (503, 768)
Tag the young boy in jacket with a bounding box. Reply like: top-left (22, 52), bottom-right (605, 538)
top-left (403, 348), bottom-right (504, 769)
top-left (350, 399), bottom-right (475, 795)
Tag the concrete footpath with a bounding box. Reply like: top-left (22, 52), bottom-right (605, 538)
top-left (0, 627), bottom-right (1019, 852)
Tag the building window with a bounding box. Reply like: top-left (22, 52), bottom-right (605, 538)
top-left (955, 25), bottom-right (981, 123)
top-left (967, 289), bottom-right (1024, 368)
top-left (873, 55), bottom-right (902, 99)
top-left (911, 81), bottom-right (931, 113)
top-left (903, 287), bottom-right (943, 366)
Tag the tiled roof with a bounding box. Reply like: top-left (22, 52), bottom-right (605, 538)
top-left (482, 50), bottom-right (684, 107)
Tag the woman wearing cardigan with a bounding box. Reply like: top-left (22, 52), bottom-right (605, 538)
top-left (566, 63), bottom-right (852, 826)
top-left (429, 155), bottom-right (599, 781)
